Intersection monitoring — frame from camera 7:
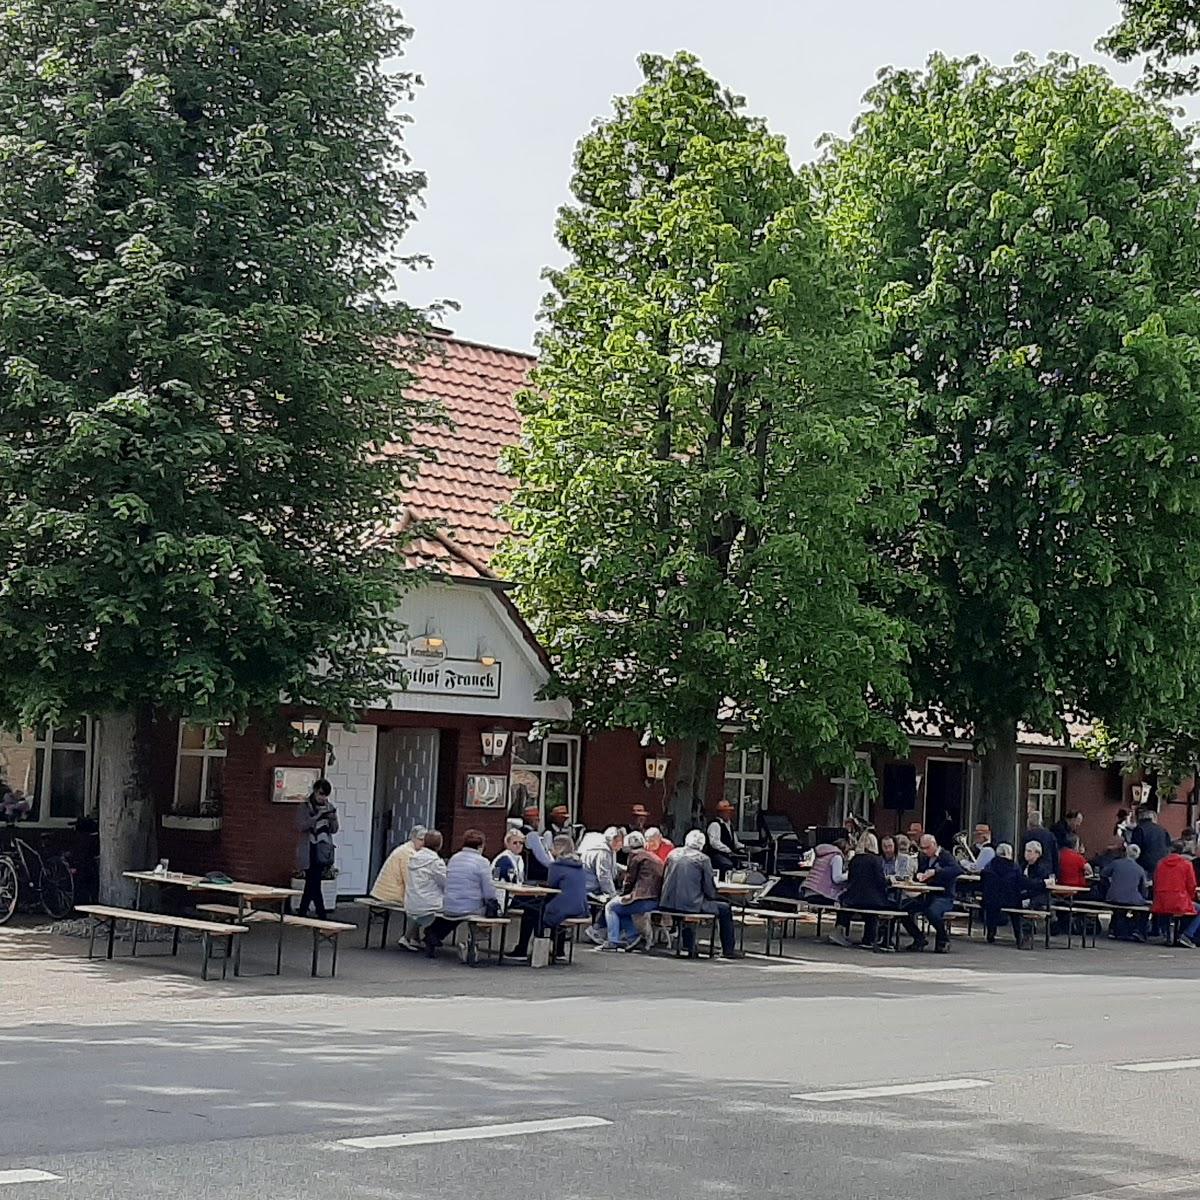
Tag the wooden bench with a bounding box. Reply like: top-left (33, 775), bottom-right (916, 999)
top-left (352, 896), bottom-right (408, 949)
top-left (649, 911), bottom-right (718, 959)
top-left (554, 915), bottom-right (594, 964)
top-left (461, 915), bottom-right (510, 966)
top-left (738, 907), bottom-right (806, 956)
top-left (1002, 907), bottom-right (1053, 949)
top-left (196, 905), bottom-right (356, 977)
top-left (77, 904), bottom-right (247, 981)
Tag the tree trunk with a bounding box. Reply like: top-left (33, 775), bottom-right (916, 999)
top-left (668, 738), bottom-right (699, 837)
top-left (97, 708), bottom-right (157, 907)
top-left (979, 715), bottom-right (1020, 845)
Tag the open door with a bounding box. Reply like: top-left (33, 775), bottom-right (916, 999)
top-left (372, 729), bottom-right (439, 878)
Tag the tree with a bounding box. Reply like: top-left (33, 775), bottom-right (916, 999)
top-left (498, 53), bottom-right (918, 832)
top-left (1101, 0), bottom-right (1200, 96)
top-left (820, 54), bottom-right (1200, 839)
top-left (0, 1), bottom-right (436, 903)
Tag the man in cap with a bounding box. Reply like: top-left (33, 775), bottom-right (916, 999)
top-left (706, 800), bottom-right (744, 878)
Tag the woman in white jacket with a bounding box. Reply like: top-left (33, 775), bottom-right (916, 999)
top-left (402, 830), bottom-right (447, 950)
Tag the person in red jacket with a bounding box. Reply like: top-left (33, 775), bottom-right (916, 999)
top-left (1151, 841), bottom-right (1200, 947)
top-left (1057, 835), bottom-right (1092, 889)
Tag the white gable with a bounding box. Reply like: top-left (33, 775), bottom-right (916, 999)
top-left (375, 581), bottom-right (571, 722)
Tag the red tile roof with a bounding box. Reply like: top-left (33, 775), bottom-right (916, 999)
top-left (401, 334), bottom-right (532, 580)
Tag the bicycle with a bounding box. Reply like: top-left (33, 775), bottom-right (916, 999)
top-left (0, 830), bottom-right (75, 924)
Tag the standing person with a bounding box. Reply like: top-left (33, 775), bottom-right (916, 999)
top-left (1020, 810), bottom-right (1060, 876)
top-left (547, 804), bottom-right (572, 842)
top-left (517, 805), bottom-right (553, 883)
top-left (645, 827), bottom-right (675, 863)
top-left (403, 830), bottom-right (447, 950)
top-left (898, 834), bottom-right (963, 954)
top-left (660, 830), bottom-right (740, 959)
top-left (296, 779), bottom-right (338, 919)
top-left (1151, 841), bottom-right (1200, 947)
top-left (629, 804), bottom-right (650, 833)
top-left (424, 830), bottom-right (499, 959)
top-left (1131, 806), bottom-right (1171, 877)
top-left (600, 831), bottom-right (663, 951)
top-left (1051, 811), bottom-right (1084, 851)
top-left (980, 844), bottom-right (1024, 944)
top-left (1114, 808), bottom-right (1134, 841)
top-left (706, 801), bottom-right (743, 878)
top-left (370, 825), bottom-right (425, 907)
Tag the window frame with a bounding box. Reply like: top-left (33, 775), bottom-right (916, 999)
top-left (507, 733), bottom-right (581, 825)
top-left (830, 752), bottom-right (872, 829)
top-left (13, 722), bottom-right (96, 827)
top-left (723, 747), bottom-right (771, 836)
top-left (1026, 762), bottom-right (1062, 825)
top-left (172, 722), bottom-right (229, 818)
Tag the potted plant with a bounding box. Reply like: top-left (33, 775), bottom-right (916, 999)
top-left (290, 865), bottom-right (339, 913)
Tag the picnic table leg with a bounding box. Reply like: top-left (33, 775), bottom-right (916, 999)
top-left (106, 916), bottom-right (116, 960)
top-left (232, 897), bottom-right (247, 977)
top-left (172, 926), bottom-right (181, 957)
top-left (331, 933), bottom-right (340, 978)
top-left (276, 903), bottom-right (285, 976)
top-left (496, 919), bottom-right (507, 967)
top-left (362, 908), bottom-right (373, 949)
top-left (201, 933), bottom-right (211, 982)
top-left (131, 915), bottom-right (139, 958)
top-left (310, 930), bottom-right (319, 978)
top-left (87, 917), bottom-right (97, 960)
top-left (380, 910), bottom-right (391, 950)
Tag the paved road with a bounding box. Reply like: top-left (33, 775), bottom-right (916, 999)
top-left (3, 922), bottom-right (1199, 1198)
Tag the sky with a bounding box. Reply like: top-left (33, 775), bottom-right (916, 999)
top-left (395, 0), bottom-right (1187, 353)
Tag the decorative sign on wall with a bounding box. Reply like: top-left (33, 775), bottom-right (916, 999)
top-left (400, 657), bottom-right (502, 699)
top-left (271, 766), bottom-right (321, 804)
top-left (465, 774), bottom-right (508, 809)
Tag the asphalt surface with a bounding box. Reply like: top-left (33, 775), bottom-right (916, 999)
top-left (3, 918), bottom-right (1200, 1198)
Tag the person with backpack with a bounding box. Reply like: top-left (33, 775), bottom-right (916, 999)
top-left (296, 779), bottom-right (338, 919)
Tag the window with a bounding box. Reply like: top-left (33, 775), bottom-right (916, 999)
top-left (508, 734), bottom-right (579, 823)
top-left (724, 748), bottom-right (769, 835)
top-left (1026, 764), bottom-right (1061, 824)
top-left (0, 723), bottom-right (94, 824)
top-left (173, 723), bottom-right (228, 817)
top-left (830, 753), bottom-right (872, 828)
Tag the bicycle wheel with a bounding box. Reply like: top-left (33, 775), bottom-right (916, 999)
top-left (0, 856), bottom-right (17, 925)
top-left (40, 856), bottom-right (75, 919)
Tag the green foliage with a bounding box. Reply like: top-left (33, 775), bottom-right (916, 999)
top-left (498, 53), bottom-right (918, 788)
top-left (1101, 0), bottom-right (1200, 96)
top-left (0, 0), bottom-right (436, 729)
top-left (820, 53), bottom-right (1200, 759)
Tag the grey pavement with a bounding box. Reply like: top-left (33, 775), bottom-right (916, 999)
top-left (3, 914), bottom-right (1200, 1198)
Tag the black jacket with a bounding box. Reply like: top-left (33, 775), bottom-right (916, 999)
top-left (1131, 819), bottom-right (1171, 876)
top-left (1020, 827), bottom-right (1059, 875)
top-left (981, 857), bottom-right (1024, 923)
top-left (840, 852), bottom-right (891, 911)
top-left (918, 849), bottom-right (965, 891)
top-left (1021, 859), bottom-right (1054, 909)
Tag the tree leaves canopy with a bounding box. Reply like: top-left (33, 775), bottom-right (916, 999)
top-left (820, 54), bottom-right (1200, 752)
top-left (0, 0), bottom-right (435, 728)
top-left (1101, 0), bottom-right (1200, 96)
top-left (499, 53), bottom-right (918, 784)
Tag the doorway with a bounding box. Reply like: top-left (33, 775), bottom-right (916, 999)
top-left (371, 729), bottom-right (439, 878)
top-left (925, 759), bottom-right (967, 846)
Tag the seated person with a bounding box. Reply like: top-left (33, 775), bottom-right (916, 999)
top-left (891, 834), bottom-right (916, 881)
top-left (509, 834), bottom-right (592, 959)
top-left (830, 833), bottom-right (896, 951)
top-left (968, 824), bottom-right (996, 872)
top-left (601, 830), bottom-right (664, 951)
top-left (659, 830), bottom-right (739, 959)
top-left (1057, 834), bottom-right (1091, 889)
top-left (980, 843), bottom-right (1024, 943)
top-left (898, 835), bottom-right (963, 954)
top-left (1152, 840), bottom-right (1200, 948)
top-left (645, 827), bottom-right (675, 863)
top-left (424, 829), bottom-right (500, 958)
top-left (1102, 843), bottom-right (1150, 941)
top-left (705, 800), bottom-right (744, 878)
top-left (1091, 836), bottom-right (1127, 884)
top-left (402, 830), bottom-right (446, 950)
top-left (1020, 840), bottom-right (1053, 909)
top-left (491, 828), bottom-right (527, 886)
top-left (371, 825), bottom-right (425, 906)
top-left (578, 826), bottom-right (625, 944)
top-left (801, 839), bottom-right (850, 906)
top-left (880, 836), bottom-right (899, 878)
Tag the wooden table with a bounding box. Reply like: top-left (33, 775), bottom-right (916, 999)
top-left (892, 881), bottom-right (944, 894)
top-left (1048, 884), bottom-right (1091, 949)
top-left (495, 881), bottom-right (561, 954)
top-left (125, 871), bottom-right (299, 976)
top-left (717, 881), bottom-right (762, 952)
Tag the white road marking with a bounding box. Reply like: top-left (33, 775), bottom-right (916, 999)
top-left (1114, 1058), bottom-right (1200, 1074)
top-left (0, 1169), bottom-right (61, 1185)
top-left (339, 1115), bottom-right (611, 1150)
top-left (792, 1078), bottom-right (991, 1102)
